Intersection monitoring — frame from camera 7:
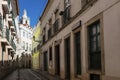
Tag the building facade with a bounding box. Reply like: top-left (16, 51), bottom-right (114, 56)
top-left (40, 0), bottom-right (120, 80)
top-left (18, 10), bottom-right (32, 68)
top-left (0, 0), bottom-right (19, 79)
top-left (32, 21), bottom-right (41, 70)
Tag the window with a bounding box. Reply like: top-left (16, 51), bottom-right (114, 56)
top-left (90, 74), bottom-right (100, 80)
top-left (0, 13), bottom-right (2, 30)
top-left (29, 44), bottom-right (31, 51)
top-left (53, 9), bottom-right (59, 34)
top-left (26, 20), bottom-right (27, 24)
top-left (63, 0), bottom-right (71, 24)
top-left (88, 20), bottom-right (101, 70)
top-left (43, 27), bottom-right (46, 43)
top-left (48, 28), bottom-right (52, 39)
top-left (43, 35), bottom-right (45, 44)
top-left (26, 32), bottom-right (28, 38)
top-left (29, 33), bottom-right (30, 39)
top-left (26, 43), bottom-right (28, 50)
top-left (2, 46), bottom-right (5, 66)
top-left (53, 19), bottom-right (59, 34)
top-left (49, 18), bottom-right (52, 27)
top-left (23, 31), bottom-right (25, 37)
top-left (74, 31), bottom-right (81, 75)
top-left (64, 37), bottom-right (71, 79)
top-left (23, 41), bottom-right (25, 50)
top-left (49, 47), bottom-right (52, 60)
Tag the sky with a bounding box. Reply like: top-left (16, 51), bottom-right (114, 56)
top-left (18, 0), bottom-right (48, 27)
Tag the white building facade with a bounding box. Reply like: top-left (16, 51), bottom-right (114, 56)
top-left (18, 10), bottom-right (32, 57)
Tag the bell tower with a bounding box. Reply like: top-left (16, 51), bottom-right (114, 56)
top-left (21, 9), bottom-right (30, 25)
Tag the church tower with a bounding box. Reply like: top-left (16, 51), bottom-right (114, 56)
top-left (18, 9), bottom-right (33, 68)
top-left (20, 9), bottom-right (30, 26)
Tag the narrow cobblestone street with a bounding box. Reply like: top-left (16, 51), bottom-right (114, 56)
top-left (0, 0), bottom-right (120, 80)
top-left (4, 69), bottom-right (47, 80)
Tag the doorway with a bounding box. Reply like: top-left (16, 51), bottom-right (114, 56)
top-left (44, 51), bottom-right (48, 71)
top-left (55, 44), bottom-right (60, 75)
top-left (65, 37), bottom-right (71, 80)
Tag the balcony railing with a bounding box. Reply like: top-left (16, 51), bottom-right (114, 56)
top-left (8, 14), bottom-right (13, 26)
top-left (11, 40), bottom-right (16, 51)
top-left (6, 28), bottom-right (10, 42)
top-left (2, 28), bottom-right (9, 40)
top-left (0, 14), bottom-right (3, 30)
top-left (13, 19), bottom-right (17, 32)
top-left (48, 28), bottom-right (52, 39)
top-left (53, 19), bottom-right (59, 34)
top-left (63, 6), bottom-right (71, 25)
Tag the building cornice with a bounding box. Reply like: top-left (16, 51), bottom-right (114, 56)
top-left (39, 0), bottom-right (54, 22)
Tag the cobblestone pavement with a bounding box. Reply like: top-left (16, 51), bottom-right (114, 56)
top-left (3, 69), bottom-right (47, 80)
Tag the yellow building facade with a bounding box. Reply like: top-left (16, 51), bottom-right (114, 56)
top-left (32, 21), bottom-right (42, 70)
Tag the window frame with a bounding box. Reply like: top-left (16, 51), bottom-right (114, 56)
top-left (73, 27), bottom-right (82, 77)
top-left (88, 20), bottom-right (101, 70)
top-left (85, 13), bottom-right (105, 76)
top-left (49, 46), bottom-right (52, 61)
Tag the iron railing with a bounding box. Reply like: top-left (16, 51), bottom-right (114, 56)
top-left (53, 19), bottom-right (59, 34)
top-left (0, 13), bottom-right (2, 30)
top-left (11, 40), bottom-right (16, 51)
top-left (63, 6), bottom-right (71, 25)
top-left (6, 28), bottom-right (10, 42)
top-left (48, 28), bottom-right (52, 39)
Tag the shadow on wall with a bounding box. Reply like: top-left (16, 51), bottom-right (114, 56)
top-left (0, 60), bottom-right (18, 80)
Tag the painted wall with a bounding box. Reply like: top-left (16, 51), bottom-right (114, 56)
top-left (40, 0), bottom-right (120, 80)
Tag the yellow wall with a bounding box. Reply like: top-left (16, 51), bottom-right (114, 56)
top-left (32, 22), bottom-right (41, 70)
top-left (32, 51), bottom-right (40, 69)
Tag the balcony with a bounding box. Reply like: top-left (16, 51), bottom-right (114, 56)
top-left (42, 35), bottom-right (45, 44)
top-left (10, 50), bottom-right (15, 59)
top-left (0, 14), bottom-right (3, 31)
top-left (1, 28), bottom-right (10, 45)
top-left (2, 0), bottom-right (9, 14)
top-left (62, 6), bottom-right (71, 25)
top-left (10, 26), bottom-right (15, 32)
top-left (6, 28), bottom-right (10, 42)
top-left (11, 41), bottom-right (16, 51)
top-left (53, 19), bottom-right (59, 34)
top-left (8, 14), bottom-right (13, 26)
top-left (11, 31), bottom-right (16, 36)
top-left (6, 45), bottom-right (12, 50)
top-left (48, 28), bottom-right (52, 39)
